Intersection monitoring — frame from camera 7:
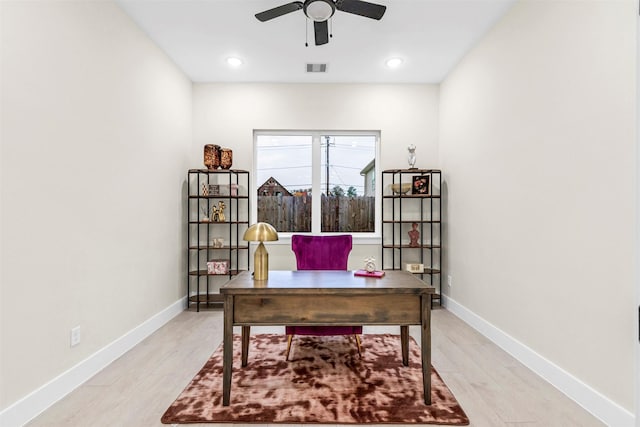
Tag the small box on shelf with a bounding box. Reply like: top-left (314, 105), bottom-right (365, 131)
top-left (404, 262), bottom-right (424, 273)
top-left (207, 259), bottom-right (230, 275)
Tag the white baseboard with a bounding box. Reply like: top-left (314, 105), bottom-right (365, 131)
top-left (442, 295), bottom-right (635, 427)
top-left (0, 297), bottom-right (187, 427)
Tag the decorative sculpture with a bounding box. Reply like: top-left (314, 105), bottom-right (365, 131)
top-left (211, 201), bottom-right (226, 222)
top-left (407, 144), bottom-right (416, 169)
top-left (364, 257), bottom-right (376, 273)
top-left (217, 201), bottom-right (226, 222)
top-left (408, 222), bottom-right (420, 247)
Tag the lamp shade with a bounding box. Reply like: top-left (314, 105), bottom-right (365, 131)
top-left (243, 222), bottom-right (279, 242)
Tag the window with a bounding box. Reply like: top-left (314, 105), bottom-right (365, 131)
top-left (254, 131), bottom-right (379, 234)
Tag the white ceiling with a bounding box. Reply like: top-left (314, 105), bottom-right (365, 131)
top-left (116, 0), bottom-right (516, 84)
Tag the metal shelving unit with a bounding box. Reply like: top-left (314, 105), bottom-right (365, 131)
top-left (187, 169), bottom-right (249, 311)
top-left (381, 169), bottom-right (442, 305)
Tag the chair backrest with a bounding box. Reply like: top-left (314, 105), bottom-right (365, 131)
top-left (291, 235), bottom-right (352, 271)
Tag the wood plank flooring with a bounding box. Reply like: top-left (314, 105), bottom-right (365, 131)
top-left (27, 307), bottom-right (604, 427)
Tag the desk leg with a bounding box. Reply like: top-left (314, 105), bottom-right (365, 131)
top-left (241, 326), bottom-right (250, 367)
top-left (222, 295), bottom-right (234, 406)
top-left (421, 294), bottom-right (432, 405)
top-left (400, 325), bottom-right (409, 366)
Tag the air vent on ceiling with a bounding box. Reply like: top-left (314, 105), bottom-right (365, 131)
top-left (306, 63), bottom-right (328, 73)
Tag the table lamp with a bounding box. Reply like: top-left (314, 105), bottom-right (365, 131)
top-left (243, 222), bottom-right (278, 280)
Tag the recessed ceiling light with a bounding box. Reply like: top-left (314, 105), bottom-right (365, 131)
top-left (385, 58), bottom-right (403, 68)
top-left (226, 57), bottom-right (243, 67)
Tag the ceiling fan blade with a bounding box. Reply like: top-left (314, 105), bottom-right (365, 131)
top-left (314, 20), bottom-right (329, 45)
top-left (255, 2), bottom-right (304, 22)
top-left (336, 0), bottom-right (386, 20)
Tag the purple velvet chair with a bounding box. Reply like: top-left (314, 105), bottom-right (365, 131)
top-left (285, 234), bottom-right (363, 360)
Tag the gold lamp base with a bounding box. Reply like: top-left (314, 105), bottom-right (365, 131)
top-left (253, 241), bottom-right (269, 281)
top-left (243, 222), bottom-right (278, 281)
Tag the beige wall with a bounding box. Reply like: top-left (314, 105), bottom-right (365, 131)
top-left (439, 0), bottom-right (636, 412)
top-left (192, 83), bottom-right (440, 266)
top-left (0, 1), bottom-right (192, 409)
top-left (1, 0), bottom-right (636, 420)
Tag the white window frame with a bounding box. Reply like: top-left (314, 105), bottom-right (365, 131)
top-left (252, 129), bottom-right (381, 242)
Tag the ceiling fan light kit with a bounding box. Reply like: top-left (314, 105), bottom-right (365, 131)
top-left (304, 0), bottom-right (335, 21)
top-left (255, 0), bottom-right (386, 46)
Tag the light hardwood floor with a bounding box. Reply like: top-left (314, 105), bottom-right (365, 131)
top-left (27, 307), bottom-right (604, 427)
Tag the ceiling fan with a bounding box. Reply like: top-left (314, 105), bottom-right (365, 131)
top-left (255, 0), bottom-right (386, 46)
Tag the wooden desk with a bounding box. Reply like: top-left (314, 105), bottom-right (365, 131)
top-left (220, 270), bottom-right (435, 406)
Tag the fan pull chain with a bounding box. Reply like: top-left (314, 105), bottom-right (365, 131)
top-left (330, 18), bottom-right (333, 38)
top-left (305, 17), bottom-right (309, 47)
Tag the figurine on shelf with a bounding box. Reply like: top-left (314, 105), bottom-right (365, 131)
top-left (407, 144), bottom-right (417, 169)
top-left (364, 257), bottom-right (376, 273)
top-left (408, 222), bottom-right (420, 247)
top-left (217, 201), bottom-right (226, 222)
top-left (200, 206), bottom-right (211, 222)
top-left (211, 200), bottom-right (226, 222)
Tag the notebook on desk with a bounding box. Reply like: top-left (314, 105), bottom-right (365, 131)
top-left (354, 269), bottom-right (385, 278)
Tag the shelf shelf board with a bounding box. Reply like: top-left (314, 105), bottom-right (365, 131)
top-left (189, 169), bottom-right (249, 174)
top-left (188, 220), bottom-right (249, 225)
top-left (188, 195), bottom-right (249, 199)
top-left (188, 245), bottom-right (249, 250)
top-left (382, 244), bottom-right (442, 249)
top-left (382, 220), bottom-right (441, 224)
top-left (189, 269), bottom-right (245, 276)
top-left (382, 194), bottom-right (441, 199)
top-left (384, 268), bottom-right (441, 275)
top-left (382, 169), bottom-right (442, 174)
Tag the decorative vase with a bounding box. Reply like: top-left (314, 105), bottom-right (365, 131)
top-left (204, 144), bottom-right (221, 170)
top-left (220, 148), bottom-right (233, 169)
top-left (408, 222), bottom-right (420, 247)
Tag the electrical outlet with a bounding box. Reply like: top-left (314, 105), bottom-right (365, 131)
top-left (447, 275), bottom-right (452, 287)
top-left (70, 326), bottom-right (81, 347)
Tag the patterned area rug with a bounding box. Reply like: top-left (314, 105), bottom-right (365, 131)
top-left (162, 333), bottom-right (469, 424)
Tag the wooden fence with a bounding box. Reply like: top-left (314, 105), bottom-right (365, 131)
top-left (257, 195), bottom-right (375, 232)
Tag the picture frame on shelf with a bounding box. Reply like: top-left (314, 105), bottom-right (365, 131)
top-left (411, 175), bottom-right (430, 195)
